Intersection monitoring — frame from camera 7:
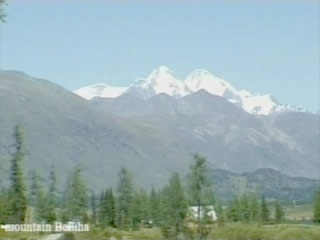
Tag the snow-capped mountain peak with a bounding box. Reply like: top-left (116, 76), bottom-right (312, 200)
top-left (125, 66), bottom-right (190, 98)
top-left (74, 66), bottom-right (306, 115)
top-left (144, 65), bottom-right (177, 87)
top-left (74, 83), bottom-right (127, 100)
top-left (185, 69), bottom-right (239, 101)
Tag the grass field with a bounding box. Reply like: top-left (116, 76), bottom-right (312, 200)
top-left (285, 204), bottom-right (313, 221)
top-left (0, 231), bottom-right (45, 240)
top-left (1, 223), bottom-right (320, 240)
top-left (67, 223), bottom-right (320, 240)
top-left (210, 224), bottom-right (320, 240)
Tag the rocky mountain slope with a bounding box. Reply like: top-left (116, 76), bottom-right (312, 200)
top-left (0, 70), bottom-right (319, 190)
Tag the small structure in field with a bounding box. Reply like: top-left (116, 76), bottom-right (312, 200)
top-left (189, 205), bottom-right (217, 221)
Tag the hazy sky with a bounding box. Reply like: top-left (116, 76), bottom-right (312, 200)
top-left (0, 0), bottom-right (319, 110)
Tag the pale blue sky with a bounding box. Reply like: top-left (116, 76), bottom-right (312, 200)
top-left (0, 0), bottom-right (319, 110)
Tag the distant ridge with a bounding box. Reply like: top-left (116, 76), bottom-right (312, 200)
top-left (209, 168), bottom-right (320, 204)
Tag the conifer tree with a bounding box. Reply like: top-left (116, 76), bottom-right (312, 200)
top-left (90, 192), bottom-right (97, 225)
top-left (260, 196), bottom-right (270, 223)
top-left (187, 154), bottom-right (211, 240)
top-left (227, 198), bottom-right (241, 222)
top-left (248, 194), bottom-right (259, 223)
top-left (0, 0), bottom-right (6, 22)
top-left (313, 191), bottom-right (320, 223)
top-left (8, 125), bottom-right (28, 223)
top-left (100, 188), bottom-right (116, 227)
top-left (167, 172), bottom-right (187, 239)
top-left (239, 194), bottom-right (250, 222)
top-left (0, 190), bottom-right (10, 224)
top-left (34, 176), bottom-right (50, 222)
top-left (131, 191), bottom-right (142, 229)
top-left (101, 189), bottom-right (110, 227)
top-left (275, 201), bottom-right (285, 223)
top-left (29, 171), bottom-right (46, 222)
top-left (226, 194), bottom-right (261, 224)
top-left (61, 176), bottom-right (72, 223)
top-left (116, 168), bottom-right (134, 229)
top-left (149, 187), bottom-right (160, 226)
top-left (64, 167), bottom-right (89, 222)
top-left (215, 201), bottom-right (225, 227)
top-left (49, 166), bottom-right (57, 201)
top-left (158, 186), bottom-right (173, 239)
top-left (29, 170), bottom-right (40, 207)
top-left (46, 166), bottom-right (57, 223)
top-left (132, 189), bottom-right (149, 229)
top-left (107, 188), bottom-right (116, 227)
top-left (98, 190), bottom-right (106, 226)
top-left (200, 186), bottom-right (216, 225)
top-left (158, 173), bottom-right (187, 239)
top-left (29, 170), bottom-right (55, 223)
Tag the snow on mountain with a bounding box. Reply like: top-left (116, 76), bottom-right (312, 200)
top-left (240, 94), bottom-right (278, 115)
top-left (125, 66), bottom-right (190, 99)
top-left (275, 104), bottom-right (308, 113)
top-left (184, 69), bottom-right (280, 115)
top-left (74, 66), bottom-right (304, 115)
top-left (185, 69), bottom-right (238, 100)
top-left (74, 83), bottom-right (127, 100)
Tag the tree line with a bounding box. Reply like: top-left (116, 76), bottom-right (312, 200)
top-left (0, 0), bottom-right (6, 22)
top-left (0, 126), bottom-right (319, 238)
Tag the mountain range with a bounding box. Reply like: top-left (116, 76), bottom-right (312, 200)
top-left (0, 68), bottom-right (319, 191)
top-left (210, 168), bottom-right (320, 204)
top-left (75, 66), bottom-right (307, 115)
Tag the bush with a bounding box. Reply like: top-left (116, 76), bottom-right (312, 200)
top-left (63, 232), bottom-right (75, 240)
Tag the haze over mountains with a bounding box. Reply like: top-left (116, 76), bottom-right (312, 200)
top-left (75, 66), bottom-right (307, 115)
top-left (210, 168), bottom-right (320, 204)
top-left (0, 68), bottom-right (319, 191)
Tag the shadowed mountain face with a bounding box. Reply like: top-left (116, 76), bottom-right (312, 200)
top-left (0, 71), bottom-right (319, 190)
top-left (0, 71), bottom-right (170, 187)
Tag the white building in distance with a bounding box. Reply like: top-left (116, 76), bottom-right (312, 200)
top-left (189, 205), bottom-right (217, 221)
